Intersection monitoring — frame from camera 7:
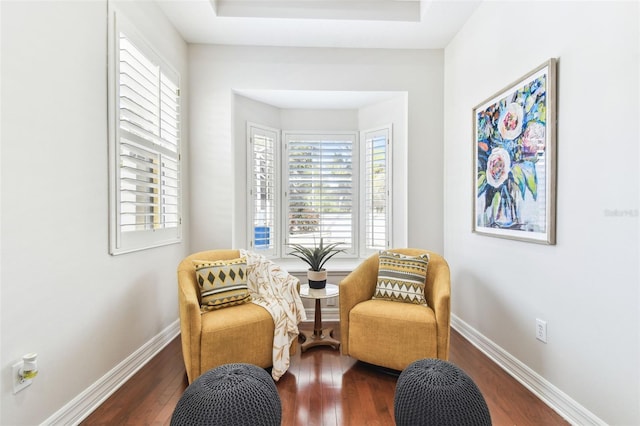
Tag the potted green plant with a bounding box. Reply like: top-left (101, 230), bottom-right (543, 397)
top-left (288, 238), bottom-right (345, 289)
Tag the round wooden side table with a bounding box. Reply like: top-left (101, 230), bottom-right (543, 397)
top-left (298, 283), bottom-right (340, 352)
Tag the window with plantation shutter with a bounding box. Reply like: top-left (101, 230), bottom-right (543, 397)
top-left (109, 11), bottom-right (181, 254)
top-left (246, 125), bottom-right (393, 260)
top-left (248, 124), bottom-right (279, 257)
top-left (284, 132), bottom-right (357, 255)
top-left (362, 126), bottom-right (392, 254)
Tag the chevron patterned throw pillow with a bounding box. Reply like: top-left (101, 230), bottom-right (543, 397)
top-left (373, 251), bottom-right (430, 306)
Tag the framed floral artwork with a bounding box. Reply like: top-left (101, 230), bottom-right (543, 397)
top-left (473, 58), bottom-right (557, 244)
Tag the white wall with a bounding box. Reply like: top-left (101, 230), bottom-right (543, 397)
top-left (280, 108), bottom-right (359, 131)
top-left (444, 2), bottom-right (639, 424)
top-left (189, 45), bottom-right (444, 253)
top-left (0, 1), bottom-right (189, 424)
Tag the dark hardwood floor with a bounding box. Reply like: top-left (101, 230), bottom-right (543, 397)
top-left (81, 323), bottom-right (568, 425)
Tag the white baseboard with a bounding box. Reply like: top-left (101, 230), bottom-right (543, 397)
top-left (41, 320), bottom-right (181, 426)
top-left (451, 315), bottom-right (606, 426)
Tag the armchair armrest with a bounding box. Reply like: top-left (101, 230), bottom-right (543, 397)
top-left (177, 263), bottom-right (203, 383)
top-left (339, 254), bottom-right (380, 355)
top-left (423, 252), bottom-right (451, 359)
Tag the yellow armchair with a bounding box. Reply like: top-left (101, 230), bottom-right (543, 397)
top-left (339, 249), bottom-right (451, 371)
top-left (177, 249), bottom-right (296, 383)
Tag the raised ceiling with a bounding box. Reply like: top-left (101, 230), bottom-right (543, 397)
top-left (155, 0), bottom-right (481, 109)
top-left (215, 0), bottom-right (421, 21)
top-left (155, 0), bottom-right (482, 49)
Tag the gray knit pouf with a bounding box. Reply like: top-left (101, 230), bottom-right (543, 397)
top-left (394, 358), bottom-right (491, 426)
top-left (171, 363), bottom-right (281, 426)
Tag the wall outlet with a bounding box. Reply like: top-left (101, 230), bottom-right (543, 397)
top-left (12, 361), bottom-right (32, 394)
top-left (536, 318), bottom-right (547, 343)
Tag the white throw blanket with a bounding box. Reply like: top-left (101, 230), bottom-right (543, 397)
top-left (241, 250), bottom-right (307, 381)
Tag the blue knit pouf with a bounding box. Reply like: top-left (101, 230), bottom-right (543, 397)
top-left (394, 358), bottom-right (491, 426)
top-left (171, 363), bottom-right (281, 426)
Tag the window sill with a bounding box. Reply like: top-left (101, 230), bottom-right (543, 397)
top-left (275, 257), bottom-right (363, 274)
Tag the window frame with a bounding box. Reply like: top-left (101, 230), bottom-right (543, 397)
top-left (108, 9), bottom-right (182, 255)
top-left (360, 125), bottom-right (393, 256)
top-left (246, 122), bottom-right (281, 258)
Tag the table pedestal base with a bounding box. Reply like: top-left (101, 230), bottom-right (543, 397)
top-left (299, 327), bottom-right (340, 352)
top-left (300, 298), bottom-right (340, 352)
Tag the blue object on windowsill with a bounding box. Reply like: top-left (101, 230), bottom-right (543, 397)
top-left (254, 226), bottom-right (270, 249)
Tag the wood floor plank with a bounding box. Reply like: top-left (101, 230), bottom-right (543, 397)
top-left (81, 322), bottom-right (569, 426)
top-left (448, 330), bottom-right (568, 426)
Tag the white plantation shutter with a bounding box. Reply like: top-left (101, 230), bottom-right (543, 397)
top-left (109, 12), bottom-right (181, 254)
top-left (284, 132), bottom-right (357, 254)
top-left (362, 126), bottom-right (391, 253)
top-left (248, 124), bottom-right (279, 257)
